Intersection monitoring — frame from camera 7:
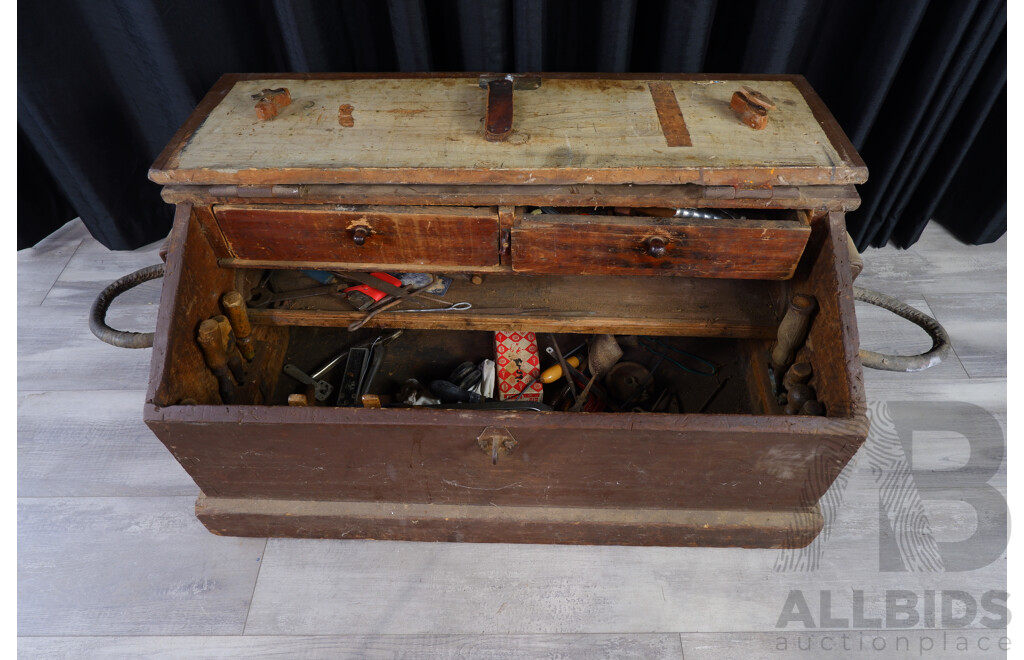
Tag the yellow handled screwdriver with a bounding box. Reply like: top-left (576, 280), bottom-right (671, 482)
top-left (540, 356), bottom-right (581, 383)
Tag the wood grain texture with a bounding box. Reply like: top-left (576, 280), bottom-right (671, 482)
top-left (146, 402), bottom-right (863, 512)
top-left (245, 272), bottom-right (784, 338)
top-left (214, 204), bottom-right (499, 267)
top-left (18, 634), bottom-right (685, 659)
top-left (197, 494), bottom-right (823, 548)
top-left (511, 214), bottom-right (809, 279)
top-left (648, 82), bottom-right (692, 147)
top-left (146, 205), bottom-right (233, 406)
top-left (162, 182), bottom-right (864, 212)
top-left (151, 75), bottom-right (866, 187)
top-left (18, 390), bottom-right (197, 497)
top-left (18, 497), bottom-right (266, 635)
top-left (787, 213), bottom-right (866, 419)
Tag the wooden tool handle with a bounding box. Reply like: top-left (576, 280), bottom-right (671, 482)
top-left (221, 290), bottom-right (255, 360)
top-left (771, 294), bottom-right (818, 370)
top-left (197, 319), bottom-right (229, 371)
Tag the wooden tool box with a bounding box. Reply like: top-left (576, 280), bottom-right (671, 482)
top-left (144, 73), bottom-right (868, 547)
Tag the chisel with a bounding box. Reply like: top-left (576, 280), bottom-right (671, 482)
top-left (197, 319), bottom-right (236, 405)
top-left (221, 290), bottom-right (255, 360)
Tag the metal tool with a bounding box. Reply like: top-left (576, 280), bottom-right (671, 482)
top-left (392, 302), bottom-right (473, 313)
top-left (283, 364), bottom-right (333, 402)
top-left (347, 279), bottom-right (440, 331)
top-left (312, 330), bottom-right (404, 381)
top-left (248, 283), bottom-right (346, 308)
top-left (340, 272), bottom-right (408, 310)
top-left (335, 271), bottom-right (447, 306)
top-left (360, 334), bottom-right (389, 396)
top-left (547, 336), bottom-right (579, 403)
top-left (336, 347), bottom-right (371, 406)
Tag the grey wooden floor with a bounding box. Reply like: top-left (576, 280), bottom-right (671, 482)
top-left (18, 220), bottom-right (1007, 659)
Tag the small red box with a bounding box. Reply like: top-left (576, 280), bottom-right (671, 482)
top-left (494, 330), bottom-right (543, 401)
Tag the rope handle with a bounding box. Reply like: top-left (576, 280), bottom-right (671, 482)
top-left (853, 285), bottom-right (950, 372)
top-left (89, 263), bottom-right (164, 348)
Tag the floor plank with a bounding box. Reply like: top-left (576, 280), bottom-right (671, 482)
top-left (923, 293), bottom-right (1006, 378)
top-left (18, 497), bottom-right (265, 636)
top-left (855, 223), bottom-right (1006, 297)
top-left (18, 304), bottom-right (155, 391)
top-left (17, 634), bottom-right (684, 660)
top-left (17, 218), bottom-right (90, 307)
top-left (677, 630), bottom-right (1007, 659)
top-left (855, 295), bottom-right (970, 382)
top-left (18, 390), bottom-right (197, 497)
top-left (40, 233), bottom-right (165, 308)
top-left (244, 484), bottom-right (1005, 637)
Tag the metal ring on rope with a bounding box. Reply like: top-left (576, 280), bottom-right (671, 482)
top-left (89, 264), bottom-right (164, 348)
top-left (853, 285), bottom-right (950, 372)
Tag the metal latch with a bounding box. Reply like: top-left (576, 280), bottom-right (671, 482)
top-left (478, 74), bottom-right (541, 142)
top-left (477, 426), bottom-right (518, 465)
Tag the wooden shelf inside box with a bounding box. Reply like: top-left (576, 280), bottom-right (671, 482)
top-left (241, 271), bottom-right (788, 338)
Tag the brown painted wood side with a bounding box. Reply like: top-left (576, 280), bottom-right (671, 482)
top-left (195, 494), bottom-right (824, 548)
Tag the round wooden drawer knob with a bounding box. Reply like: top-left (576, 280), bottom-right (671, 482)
top-left (646, 237), bottom-right (667, 257)
top-left (351, 226), bottom-right (370, 246)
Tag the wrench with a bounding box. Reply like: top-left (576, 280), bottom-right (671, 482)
top-left (283, 364), bottom-right (333, 402)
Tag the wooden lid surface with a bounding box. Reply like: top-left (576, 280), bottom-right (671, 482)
top-left (150, 73), bottom-right (867, 188)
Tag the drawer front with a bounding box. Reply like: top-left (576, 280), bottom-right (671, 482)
top-left (214, 205), bottom-right (500, 267)
top-left (511, 214), bottom-right (810, 279)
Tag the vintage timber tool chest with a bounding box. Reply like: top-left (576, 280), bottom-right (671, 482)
top-left (138, 73), bottom-right (872, 547)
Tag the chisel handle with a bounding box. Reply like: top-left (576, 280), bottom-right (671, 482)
top-left (221, 290), bottom-right (255, 360)
top-left (197, 319), bottom-right (236, 404)
top-left (197, 319), bottom-right (229, 372)
top-left (771, 294), bottom-right (818, 371)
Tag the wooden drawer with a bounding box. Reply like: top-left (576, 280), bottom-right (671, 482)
top-left (213, 204), bottom-right (500, 269)
top-left (511, 211), bottom-right (810, 279)
top-left (143, 205), bottom-right (867, 547)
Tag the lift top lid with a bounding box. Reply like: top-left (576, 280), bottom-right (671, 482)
top-left (150, 73), bottom-right (867, 188)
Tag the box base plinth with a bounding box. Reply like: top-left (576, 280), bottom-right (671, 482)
top-left (195, 492), bottom-right (823, 548)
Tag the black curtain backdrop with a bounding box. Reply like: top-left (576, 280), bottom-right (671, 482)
top-left (18, 0), bottom-right (1006, 251)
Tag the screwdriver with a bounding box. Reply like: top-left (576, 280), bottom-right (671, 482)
top-left (540, 356), bottom-right (580, 383)
top-left (512, 342), bottom-right (585, 400)
top-left (540, 342), bottom-right (586, 383)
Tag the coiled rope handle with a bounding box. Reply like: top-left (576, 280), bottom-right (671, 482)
top-left (852, 285), bottom-right (950, 372)
top-left (89, 263), bottom-right (164, 348)
top-left (845, 232), bottom-right (950, 372)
